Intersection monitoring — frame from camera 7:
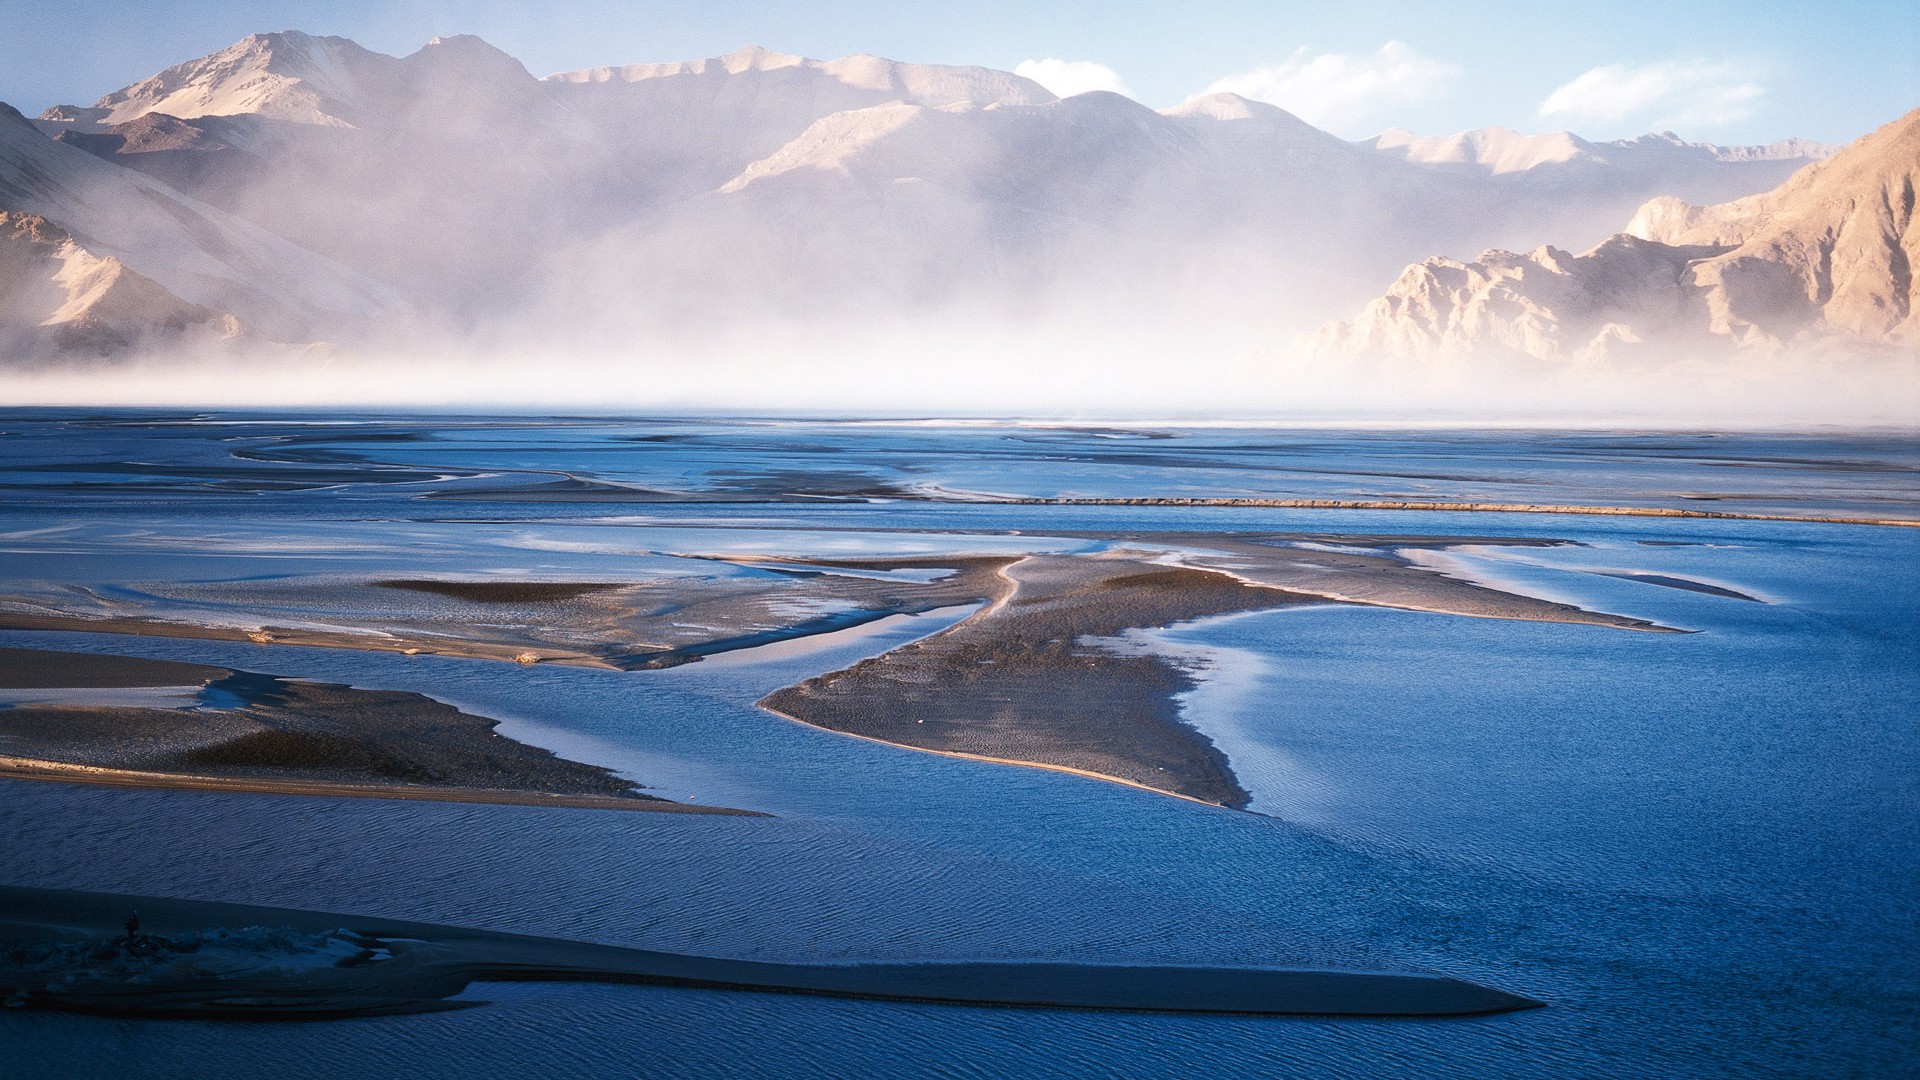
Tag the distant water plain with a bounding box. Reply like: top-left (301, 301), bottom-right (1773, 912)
top-left (1, 414), bottom-right (1915, 1077)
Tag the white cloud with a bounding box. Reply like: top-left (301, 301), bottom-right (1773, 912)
top-left (1198, 41), bottom-right (1458, 132)
top-left (1539, 60), bottom-right (1766, 132)
top-left (1014, 58), bottom-right (1133, 100)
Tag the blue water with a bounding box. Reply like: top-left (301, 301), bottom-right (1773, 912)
top-left (0, 413), bottom-right (1915, 1077)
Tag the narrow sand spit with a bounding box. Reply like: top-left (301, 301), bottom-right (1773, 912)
top-left (0, 647), bottom-right (755, 815)
top-left (0, 886), bottom-right (1544, 1019)
top-left (1157, 535), bottom-right (1679, 630)
top-left (1589, 571), bottom-right (1762, 601)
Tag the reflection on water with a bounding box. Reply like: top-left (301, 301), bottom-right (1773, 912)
top-left (0, 413), bottom-right (1915, 1078)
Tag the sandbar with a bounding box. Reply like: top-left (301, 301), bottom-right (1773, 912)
top-left (1591, 571), bottom-right (1761, 601)
top-left (0, 532), bottom-right (1689, 809)
top-left (762, 553), bottom-right (1323, 807)
top-left (0, 886), bottom-right (1543, 1019)
top-left (0, 557), bottom-right (1017, 670)
top-left (0, 647), bottom-right (754, 815)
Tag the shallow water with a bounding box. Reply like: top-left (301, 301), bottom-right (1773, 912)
top-left (0, 413), bottom-right (1915, 1077)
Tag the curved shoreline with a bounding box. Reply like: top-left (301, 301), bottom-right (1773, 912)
top-left (0, 886), bottom-right (1544, 1019)
top-left (757, 555), bottom-right (1284, 807)
top-left (753, 541), bottom-right (1687, 806)
top-left (0, 647), bottom-right (756, 815)
top-left (0, 761), bottom-right (760, 814)
top-left (754, 701), bottom-right (1229, 810)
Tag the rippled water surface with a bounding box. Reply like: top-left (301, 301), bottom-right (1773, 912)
top-left (1, 413), bottom-right (1915, 1077)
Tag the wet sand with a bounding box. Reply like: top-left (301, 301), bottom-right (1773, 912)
top-left (371, 580), bottom-right (629, 603)
top-left (0, 647), bottom-right (752, 815)
top-left (757, 534), bottom-right (1686, 805)
top-left (0, 557), bottom-right (1016, 670)
top-left (0, 886), bottom-right (1543, 1019)
top-left (0, 646), bottom-right (227, 689)
top-left (762, 553), bottom-right (1326, 807)
top-left (0, 536), bottom-right (1684, 809)
top-left (0, 533), bottom-right (1672, 677)
top-left (395, 469), bottom-right (1920, 525)
top-left (1591, 572), bottom-right (1761, 601)
top-left (1166, 535), bottom-right (1680, 632)
top-left (393, 465), bottom-right (1920, 526)
top-left (0, 763), bottom-right (752, 813)
top-left (419, 470), bottom-right (922, 503)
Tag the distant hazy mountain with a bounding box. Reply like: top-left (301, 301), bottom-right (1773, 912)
top-left (1368, 125), bottom-right (1829, 175)
top-left (1627, 113), bottom-right (1918, 344)
top-left (0, 101), bottom-right (394, 358)
top-left (1312, 108), bottom-right (1918, 363)
top-left (0, 210), bottom-right (235, 358)
top-left (1360, 125), bottom-right (1833, 254)
top-left (0, 30), bottom-right (1863, 373)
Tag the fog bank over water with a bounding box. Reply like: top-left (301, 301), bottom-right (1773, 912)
top-left (7, 327), bottom-right (1914, 427)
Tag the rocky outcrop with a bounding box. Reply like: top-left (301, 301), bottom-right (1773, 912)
top-left (1644, 109), bottom-right (1919, 344)
top-left (1315, 109), bottom-right (1920, 362)
top-left (1309, 236), bottom-right (1729, 362)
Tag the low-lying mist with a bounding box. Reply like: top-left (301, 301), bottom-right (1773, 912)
top-left (9, 295), bottom-right (1914, 427)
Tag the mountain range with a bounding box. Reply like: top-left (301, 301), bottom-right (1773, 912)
top-left (0, 29), bottom-right (1909, 406)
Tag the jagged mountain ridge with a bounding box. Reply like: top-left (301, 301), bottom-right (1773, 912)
top-left (66, 32), bottom-right (541, 130)
top-left (1313, 108), bottom-right (1919, 363)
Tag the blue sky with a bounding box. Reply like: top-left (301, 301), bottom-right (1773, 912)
top-left (4, 1), bottom-right (1913, 143)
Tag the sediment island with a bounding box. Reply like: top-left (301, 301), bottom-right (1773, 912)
top-left (0, 886), bottom-right (1544, 1019)
top-left (761, 536), bottom-right (1681, 806)
top-left (0, 529), bottom-right (1697, 807)
top-left (763, 552), bottom-right (1312, 807)
top-left (0, 646), bottom-right (754, 814)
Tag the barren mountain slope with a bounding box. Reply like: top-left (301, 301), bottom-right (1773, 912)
top-left (1632, 109), bottom-right (1919, 343)
top-left (0, 103), bottom-right (396, 346)
top-left (0, 211), bottom-right (236, 359)
top-left (1314, 108), bottom-right (1920, 362)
